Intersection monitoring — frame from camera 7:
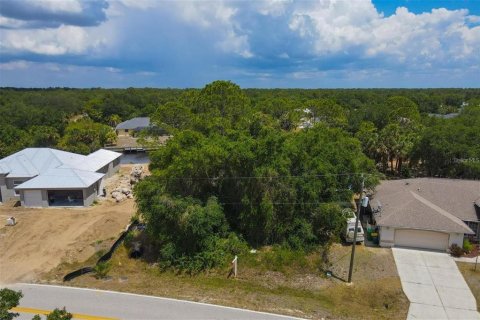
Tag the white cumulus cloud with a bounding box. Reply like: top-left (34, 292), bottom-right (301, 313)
top-left (0, 25), bottom-right (105, 55)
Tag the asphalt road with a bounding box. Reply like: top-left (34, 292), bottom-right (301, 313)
top-left (5, 283), bottom-right (301, 320)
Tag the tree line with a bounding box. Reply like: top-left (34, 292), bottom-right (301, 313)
top-left (1, 84), bottom-right (479, 271)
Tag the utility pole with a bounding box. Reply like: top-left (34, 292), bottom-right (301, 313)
top-left (348, 174), bottom-right (364, 283)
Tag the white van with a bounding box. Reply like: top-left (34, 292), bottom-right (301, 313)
top-left (345, 216), bottom-right (364, 243)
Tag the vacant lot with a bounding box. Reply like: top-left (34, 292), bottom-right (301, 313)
top-left (0, 166), bottom-right (137, 284)
top-left (46, 243), bottom-right (408, 319)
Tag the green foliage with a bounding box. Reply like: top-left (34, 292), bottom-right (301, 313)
top-left (94, 261), bottom-right (111, 279)
top-left (28, 126), bottom-right (60, 147)
top-left (0, 124), bottom-right (30, 158)
top-left (135, 81), bottom-right (380, 271)
top-left (260, 246), bottom-right (309, 272)
top-left (45, 308), bottom-right (72, 320)
top-left (134, 189), bottom-right (237, 272)
top-left (152, 101), bottom-right (192, 132)
top-left (32, 315), bottom-right (42, 320)
top-left (463, 239), bottom-right (473, 253)
top-left (386, 96), bottom-right (421, 123)
top-left (412, 104), bottom-right (480, 178)
top-left (305, 98), bottom-right (348, 128)
top-left (0, 289), bottom-right (22, 320)
top-left (58, 119), bottom-right (116, 154)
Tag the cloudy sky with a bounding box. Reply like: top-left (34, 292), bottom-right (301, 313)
top-left (0, 0), bottom-right (479, 88)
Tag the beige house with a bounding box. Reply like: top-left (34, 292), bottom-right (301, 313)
top-left (372, 178), bottom-right (480, 251)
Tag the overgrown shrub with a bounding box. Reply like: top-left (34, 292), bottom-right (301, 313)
top-left (94, 261), bottom-right (111, 279)
top-left (463, 239), bottom-right (473, 253)
top-left (46, 308), bottom-right (73, 320)
top-left (261, 246), bottom-right (308, 272)
top-left (450, 244), bottom-right (464, 257)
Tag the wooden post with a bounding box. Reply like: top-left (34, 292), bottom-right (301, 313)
top-left (475, 253), bottom-right (478, 272)
top-left (232, 255), bottom-right (238, 278)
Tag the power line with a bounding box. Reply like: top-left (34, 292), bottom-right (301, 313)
top-left (221, 201), bottom-right (350, 205)
top-left (152, 172), bottom-right (376, 181)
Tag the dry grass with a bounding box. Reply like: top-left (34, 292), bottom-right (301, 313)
top-left (45, 244), bottom-right (408, 319)
top-left (457, 262), bottom-right (480, 309)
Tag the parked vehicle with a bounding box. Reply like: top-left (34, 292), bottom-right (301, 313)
top-left (345, 216), bottom-right (364, 243)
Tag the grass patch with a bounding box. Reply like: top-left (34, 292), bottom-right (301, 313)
top-left (457, 262), bottom-right (480, 309)
top-left (45, 244), bottom-right (408, 319)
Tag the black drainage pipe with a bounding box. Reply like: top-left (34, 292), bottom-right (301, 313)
top-left (63, 220), bottom-right (139, 282)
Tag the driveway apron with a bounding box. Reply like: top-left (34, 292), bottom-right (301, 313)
top-left (392, 248), bottom-right (480, 320)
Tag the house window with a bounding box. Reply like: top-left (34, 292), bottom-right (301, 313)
top-left (13, 180), bottom-right (23, 196)
top-left (125, 129), bottom-right (129, 133)
top-left (465, 221), bottom-right (479, 241)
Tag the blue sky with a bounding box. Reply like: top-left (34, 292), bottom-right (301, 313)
top-left (0, 0), bottom-right (479, 88)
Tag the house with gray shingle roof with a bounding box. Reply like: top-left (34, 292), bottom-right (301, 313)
top-left (115, 117), bottom-right (151, 137)
top-left (0, 148), bottom-right (121, 207)
top-left (371, 178), bottom-right (480, 251)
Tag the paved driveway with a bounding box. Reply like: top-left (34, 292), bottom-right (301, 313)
top-left (393, 248), bottom-right (480, 320)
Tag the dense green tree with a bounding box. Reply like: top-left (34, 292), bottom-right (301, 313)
top-left (355, 121), bottom-right (381, 163)
top-left (412, 105), bottom-right (480, 178)
top-left (305, 99), bottom-right (348, 128)
top-left (45, 308), bottom-right (72, 320)
top-left (28, 126), bottom-right (60, 147)
top-left (0, 125), bottom-right (30, 158)
top-left (258, 98), bottom-right (301, 131)
top-left (58, 119), bottom-right (116, 155)
top-left (0, 288), bottom-right (22, 320)
top-left (152, 101), bottom-right (193, 132)
top-left (386, 96), bottom-right (421, 123)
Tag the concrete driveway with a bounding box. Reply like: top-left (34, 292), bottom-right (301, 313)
top-left (392, 248), bottom-right (480, 320)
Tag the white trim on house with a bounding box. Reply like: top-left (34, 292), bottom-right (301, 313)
top-left (0, 148), bottom-right (122, 207)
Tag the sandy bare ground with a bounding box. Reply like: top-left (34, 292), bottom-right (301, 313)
top-left (0, 166), bottom-right (139, 284)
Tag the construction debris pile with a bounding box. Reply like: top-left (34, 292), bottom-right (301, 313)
top-left (110, 165), bottom-right (145, 202)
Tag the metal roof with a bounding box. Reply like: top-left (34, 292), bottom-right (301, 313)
top-left (15, 168), bottom-right (104, 190)
top-left (115, 117), bottom-right (150, 130)
top-left (59, 149), bottom-right (122, 172)
top-left (0, 163), bottom-right (9, 174)
top-left (0, 148), bottom-right (120, 189)
top-left (373, 178), bottom-right (480, 234)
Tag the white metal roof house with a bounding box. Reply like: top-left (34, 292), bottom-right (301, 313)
top-left (371, 178), bottom-right (480, 251)
top-left (115, 117), bottom-right (151, 137)
top-left (0, 148), bottom-right (121, 207)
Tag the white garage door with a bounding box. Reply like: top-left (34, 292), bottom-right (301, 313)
top-left (395, 229), bottom-right (449, 251)
top-left (23, 190), bottom-right (44, 207)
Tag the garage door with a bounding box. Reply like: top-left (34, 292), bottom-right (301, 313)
top-left (395, 229), bottom-right (449, 251)
top-left (23, 190), bottom-right (44, 207)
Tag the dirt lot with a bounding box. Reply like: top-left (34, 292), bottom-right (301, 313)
top-left (0, 165), bottom-right (138, 284)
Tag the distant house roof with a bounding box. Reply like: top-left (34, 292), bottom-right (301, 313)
top-left (428, 113), bottom-right (459, 119)
top-left (0, 148), bottom-right (121, 189)
top-left (116, 117), bottom-right (150, 130)
top-left (373, 178), bottom-right (480, 234)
